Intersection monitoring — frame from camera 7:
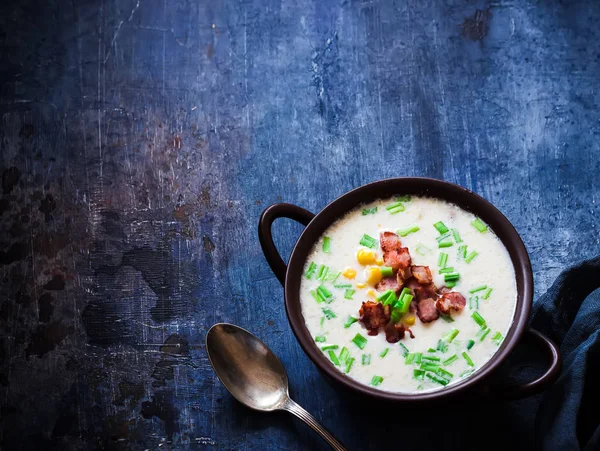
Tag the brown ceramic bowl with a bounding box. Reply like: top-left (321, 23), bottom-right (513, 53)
top-left (259, 178), bottom-right (561, 402)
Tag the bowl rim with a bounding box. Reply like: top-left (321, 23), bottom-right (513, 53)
top-left (283, 177), bottom-right (533, 402)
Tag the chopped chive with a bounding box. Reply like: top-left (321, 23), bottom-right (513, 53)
top-left (422, 355), bottom-right (441, 362)
top-left (377, 289), bottom-right (397, 305)
top-left (443, 328), bottom-right (460, 343)
top-left (398, 224), bottom-right (420, 237)
top-left (451, 228), bottom-right (463, 243)
top-left (317, 285), bottom-right (333, 303)
top-left (443, 354), bottom-right (458, 366)
top-left (362, 354), bottom-right (371, 365)
top-left (334, 283), bottom-right (352, 288)
top-left (316, 264), bottom-right (329, 281)
top-left (465, 251), bottom-right (478, 263)
top-left (445, 280), bottom-right (456, 288)
top-left (416, 243), bottom-right (431, 255)
top-left (315, 335), bottom-right (326, 343)
top-left (397, 195), bottom-right (412, 202)
top-left (305, 262), bottom-right (317, 279)
top-left (328, 350), bottom-right (340, 366)
top-left (405, 353), bottom-right (416, 364)
top-left (310, 290), bottom-right (321, 303)
top-left (436, 231), bottom-right (452, 242)
top-left (320, 317), bottom-right (325, 327)
top-left (427, 348), bottom-right (437, 353)
top-left (413, 369), bottom-right (425, 380)
top-left (471, 311), bottom-right (486, 326)
top-left (469, 285), bottom-right (487, 293)
top-left (471, 218), bottom-right (488, 233)
top-left (321, 345), bottom-right (339, 351)
top-left (436, 339), bottom-right (448, 353)
top-left (466, 339), bottom-right (475, 350)
top-left (462, 352), bottom-right (475, 367)
top-left (352, 333), bottom-right (368, 350)
top-left (344, 357), bottom-right (355, 373)
top-left (322, 308), bottom-right (336, 319)
top-left (460, 369), bottom-right (475, 378)
top-left (380, 348), bottom-right (390, 358)
top-left (426, 373), bottom-right (449, 386)
top-left (339, 347), bottom-right (350, 364)
top-left (344, 289), bottom-right (356, 300)
top-left (390, 308), bottom-right (403, 324)
top-left (477, 327), bottom-right (491, 341)
top-left (398, 343), bottom-right (409, 357)
top-left (398, 294), bottom-right (413, 313)
top-left (380, 266), bottom-right (393, 277)
top-left (414, 353), bottom-right (422, 364)
top-left (433, 221), bottom-right (449, 234)
top-left (438, 252), bottom-right (449, 268)
top-left (444, 273), bottom-right (460, 282)
top-left (439, 267), bottom-right (455, 274)
top-left (420, 362), bottom-right (441, 372)
top-left (439, 313), bottom-right (454, 323)
top-left (362, 207), bottom-right (378, 216)
top-left (386, 201), bottom-right (405, 214)
top-left (458, 245), bottom-right (468, 259)
top-left (359, 234), bottom-right (377, 248)
top-left (322, 237), bottom-right (331, 253)
top-left (469, 295), bottom-right (479, 310)
top-left (436, 367), bottom-right (454, 380)
top-left (325, 271), bottom-right (341, 283)
top-left (482, 287), bottom-right (493, 299)
top-left (492, 332), bottom-right (503, 345)
top-left (438, 239), bottom-right (453, 248)
top-left (343, 316), bottom-right (358, 328)
top-left (370, 376), bottom-right (384, 386)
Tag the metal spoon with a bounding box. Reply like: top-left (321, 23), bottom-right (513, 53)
top-left (206, 323), bottom-right (347, 451)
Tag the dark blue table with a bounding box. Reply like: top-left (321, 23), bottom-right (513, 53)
top-left (0, 0), bottom-right (599, 449)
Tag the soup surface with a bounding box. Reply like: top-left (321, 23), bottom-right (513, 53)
top-left (300, 196), bottom-right (517, 393)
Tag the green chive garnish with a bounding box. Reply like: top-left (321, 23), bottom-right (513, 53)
top-left (462, 352), bottom-right (475, 367)
top-left (443, 328), bottom-right (460, 343)
top-left (445, 280), bottom-right (456, 288)
top-left (315, 335), bottom-right (326, 343)
top-left (344, 357), bottom-right (355, 373)
top-left (397, 224), bottom-right (420, 237)
top-left (460, 369), bottom-right (475, 378)
top-left (377, 289), bottom-right (397, 305)
top-left (471, 218), bottom-right (488, 232)
top-left (334, 283), bottom-right (352, 288)
top-left (443, 354), bottom-right (458, 366)
top-left (420, 362), bottom-right (441, 372)
top-left (433, 221), bottom-right (449, 234)
top-left (397, 195), bottom-right (412, 202)
top-left (436, 231), bottom-right (452, 242)
top-left (320, 317), bottom-right (325, 327)
top-left (390, 308), bottom-right (402, 324)
top-left (325, 271), bottom-right (341, 283)
top-left (477, 327), bottom-right (491, 341)
top-left (439, 313), bottom-right (454, 323)
top-left (305, 262), bottom-right (317, 279)
top-left (482, 287), bottom-right (493, 299)
top-left (386, 201), bottom-right (405, 214)
top-left (370, 376), bottom-right (384, 386)
top-left (362, 207), bottom-right (378, 215)
top-left (422, 355), bottom-right (441, 362)
top-left (399, 343), bottom-right (409, 357)
top-left (413, 369), bottom-right (425, 380)
top-left (492, 332), bottom-right (503, 345)
top-left (339, 347), bottom-right (350, 364)
top-left (352, 333), bottom-right (368, 350)
top-left (438, 252), bottom-right (448, 268)
top-left (469, 295), bottom-right (479, 310)
top-left (328, 350), bottom-right (340, 366)
top-left (444, 272), bottom-right (460, 282)
top-left (344, 289), bottom-right (355, 300)
top-left (322, 308), bottom-right (336, 319)
top-left (436, 339), bottom-right (448, 353)
top-left (466, 339), bottom-right (475, 350)
top-left (398, 294), bottom-right (413, 313)
top-left (362, 354), bottom-right (371, 365)
top-left (380, 266), bottom-right (393, 277)
top-left (414, 353), bottom-right (422, 364)
top-left (343, 316), bottom-right (358, 328)
top-left (439, 267), bottom-right (455, 274)
top-left (469, 285), bottom-right (488, 293)
top-left (451, 228), bottom-right (462, 243)
top-left (321, 345), bottom-right (339, 351)
top-left (416, 243), bottom-right (431, 255)
top-left (471, 311), bottom-right (486, 326)
top-left (316, 264), bottom-right (329, 281)
top-left (322, 237), bottom-right (331, 253)
top-left (465, 251), bottom-right (478, 263)
top-left (317, 285), bottom-right (333, 303)
top-left (438, 239), bottom-right (453, 248)
top-left (458, 245), bottom-right (467, 259)
top-left (380, 348), bottom-right (389, 358)
top-left (427, 348), bottom-right (437, 353)
top-left (405, 353), bottom-right (416, 364)
top-left (359, 234), bottom-right (377, 248)
top-left (436, 367), bottom-right (454, 380)
top-left (426, 373), bottom-right (449, 386)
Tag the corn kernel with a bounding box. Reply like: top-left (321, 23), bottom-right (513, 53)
top-left (342, 267), bottom-right (357, 279)
top-left (356, 282), bottom-right (367, 289)
top-left (403, 315), bottom-right (416, 326)
top-left (367, 289), bottom-right (376, 298)
top-left (366, 266), bottom-right (383, 285)
top-left (375, 258), bottom-right (384, 266)
top-left (357, 249), bottom-right (377, 265)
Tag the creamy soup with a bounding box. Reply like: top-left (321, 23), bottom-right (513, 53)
top-left (300, 196), bottom-right (517, 393)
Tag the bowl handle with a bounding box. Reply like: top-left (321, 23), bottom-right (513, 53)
top-left (258, 203), bottom-right (315, 286)
top-left (482, 327), bottom-right (562, 400)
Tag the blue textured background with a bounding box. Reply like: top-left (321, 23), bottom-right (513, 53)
top-left (0, 0), bottom-right (599, 449)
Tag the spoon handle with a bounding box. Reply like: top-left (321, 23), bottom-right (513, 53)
top-left (282, 398), bottom-right (347, 451)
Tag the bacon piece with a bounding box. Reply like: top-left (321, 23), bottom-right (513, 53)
top-left (375, 275), bottom-right (402, 293)
top-left (416, 297), bottom-right (439, 323)
top-left (384, 323), bottom-right (415, 343)
top-left (380, 231), bottom-right (401, 252)
top-left (436, 292), bottom-right (467, 314)
top-left (359, 301), bottom-right (390, 335)
top-left (411, 265), bottom-right (432, 285)
top-left (384, 247), bottom-right (412, 275)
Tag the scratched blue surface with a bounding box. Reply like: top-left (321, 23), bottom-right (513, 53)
top-left (0, 0), bottom-right (599, 449)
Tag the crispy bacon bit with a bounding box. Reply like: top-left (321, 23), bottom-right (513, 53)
top-left (436, 292), bottom-right (467, 314)
top-left (380, 231), bottom-right (401, 252)
top-left (359, 301), bottom-right (390, 335)
top-left (416, 297), bottom-right (439, 323)
top-left (384, 323), bottom-right (415, 343)
top-left (376, 276), bottom-right (402, 293)
top-left (411, 265), bottom-right (432, 285)
top-left (384, 247), bottom-right (412, 274)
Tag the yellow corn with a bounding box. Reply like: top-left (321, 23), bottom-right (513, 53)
top-left (367, 289), bottom-right (376, 298)
top-left (342, 267), bottom-right (357, 279)
top-left (375, 258), bottom-right (384, 266)
top-left (403, 315), bottom-right (416, 326)
top-left (356, 249), bottom-right (377, 265)
top-left (356, 282), bottom-right (367, 289)
top-left (366, 266), bottom-right (383, 285)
